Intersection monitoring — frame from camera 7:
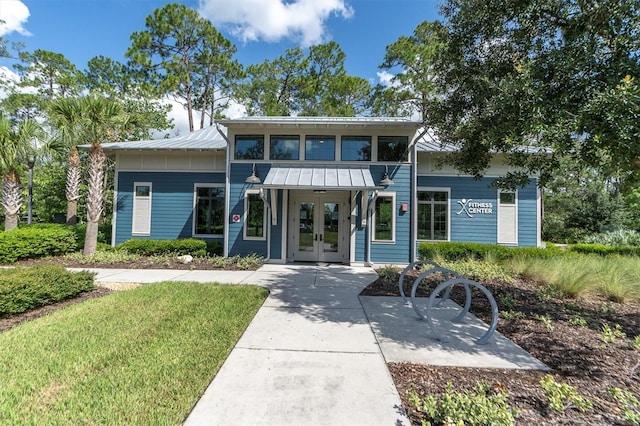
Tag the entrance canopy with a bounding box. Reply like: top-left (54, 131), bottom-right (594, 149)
top-left (261, 166), bottom-right (378, 190)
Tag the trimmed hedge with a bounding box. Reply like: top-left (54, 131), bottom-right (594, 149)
top-left (568, 244), bottom-right (640, 256)
top-left (418, 241), bottom-right (562, 262)
top-left (0, 224), bottom-right (78, 264)
top-left (0, 265), bottom-right (95, 316)
top-left (116, 238), bottom-right (208, 257)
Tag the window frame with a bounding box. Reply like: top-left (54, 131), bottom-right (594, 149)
top-left (304, 135), bottom-right (336, 161)
top-left (244, 189), bottom-right (266, 241)
top-left (416, 187), bottom-right (450, 242)
top-left (234, 135), bottom-right (264, 160)
top-left (269, 135), bottom-right (300, 160)
top-left (372, 191), bottom-right (396, 243)
top-left (497, 189), bottom-right (518, 245)
top-left (192, 183), bottom-right (225, 237)
top-left (377, 136), bottom-right (409, 162)
top-left (132, 182), bottom-right (152, 236)
top-left (340, 136), bottom-right (371, 161)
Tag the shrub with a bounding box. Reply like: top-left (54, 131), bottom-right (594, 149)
top-left (116, 238), bottom-right (207, 257)
top-left (568, 244), bottom-right (640, 256)
top-left (0, 265), bottom-right (94, 315)
top-left (582, 229), bottom-right (640, 247)
top-left (72, 223), bottom-right (112, 246)
top-left (540, 375), bottom-right (592, 412)
top-left (408, 382), bottom-right (518, 426)
top-left (205, 240), bottom-right (223, 256)
top-left (418, 242), bottom-right (562, 263)
top-left (0, 224), bottom-right (78, 264)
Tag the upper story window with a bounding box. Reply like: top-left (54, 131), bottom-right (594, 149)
top-left (235, 135), bottom-right (264, 160)
top-left (305, 136), bottom-right (335, 161)
top-left (270, 135), bottom-right (300, 160)
top-left (341, 136), bottom-right (371, 161)
top-left (378, 136), bottom-right (408, 162)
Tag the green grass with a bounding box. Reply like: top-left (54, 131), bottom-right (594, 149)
top-left (0, 282), bottom-right (268, 425)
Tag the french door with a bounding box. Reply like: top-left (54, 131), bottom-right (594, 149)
top-left (289, 191), bottom-right (349, 263)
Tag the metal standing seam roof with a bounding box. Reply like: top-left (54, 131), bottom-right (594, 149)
top-left (262, 166), bottom-right (378, 189)
top-left (99, 125), bottom-right (227, 151)
top-left (218, 116), bottom-right (422, 127)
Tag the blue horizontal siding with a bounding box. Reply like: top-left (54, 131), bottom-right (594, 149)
top-left (115, 172), bottom-right (224, 245)
top-left (417, 175), bottom-right (539, 247)
top-left (370, 164), bottom-right (412, 263)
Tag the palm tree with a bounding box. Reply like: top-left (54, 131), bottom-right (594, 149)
top-left (47, 97), bottom-right (83, 225)
top-left (0, 115), bottom-right (43, 230)
top-left (80, 96), bottom-right (128, 255)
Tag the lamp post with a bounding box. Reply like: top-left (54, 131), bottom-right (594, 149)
top-left (27, 156), bottom-right (35, 225)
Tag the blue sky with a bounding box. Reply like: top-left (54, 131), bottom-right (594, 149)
top-left (0, 0), bottom-right (440, 130)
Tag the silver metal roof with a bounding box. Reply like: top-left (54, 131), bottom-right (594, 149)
top-left (219, 116), bottom-right (421, 127)
top-left (100, 125), bottom-right (227, 151)
top-left (262, 166), bottom-right (378, 190)
top-left (414, 128), bottom-right (459, 153)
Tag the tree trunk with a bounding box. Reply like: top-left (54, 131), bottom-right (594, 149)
top-left (66, 147), bottom-right (81, 225)
top-left (2, 172), bottom-right (23, 231)
top-left (83, 144), bottom-right (105, 256)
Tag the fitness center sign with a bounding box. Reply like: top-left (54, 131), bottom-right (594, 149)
top-left (456, 198), bottom-right (493, 218)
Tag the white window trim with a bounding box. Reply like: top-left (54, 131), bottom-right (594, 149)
top-left (192, 183), bottom-right (225, 237)
top-left (372, 191), bottom-right (396, 243)
top-left (497, 189), bottom-right (518, 245)
top-left (132, 182), bottom-right (152, 236)
top-left (416, 187), bottom-right (451, 242)
top-left (244, 189), bottom-right (266, 241)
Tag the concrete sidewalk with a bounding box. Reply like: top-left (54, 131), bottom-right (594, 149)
top-left (80, 264), bottom-right (548, 425)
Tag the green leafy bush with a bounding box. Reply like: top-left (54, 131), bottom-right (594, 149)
top-left (582, 229), bottom-right (640, 247)
top-left (418, 241), bottom-right (561, 262)
top-left (0, 265), bottom-right (94, 315)
top-left (540, 375), bottom-right (592, 412)
top-left (205, 240), bottom-right (223, 256)
top-left (408, 382), bottom-right (518, 426)
top-left (72, 223), bottom-right (113, 246)
top-left (116, 238), bottom-right (207, 256)
top-left (0, 224), bottom-right (78, 264)
top-left (568, 244), bottom-right (640, 256)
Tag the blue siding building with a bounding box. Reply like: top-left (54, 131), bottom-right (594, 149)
top-left (103, 117), bottom-right (542, 266)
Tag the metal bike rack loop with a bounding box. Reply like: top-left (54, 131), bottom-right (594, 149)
top-left (425, 277), bottom-right (500, 345)
top-left (410, 266), bottom-right (464, 321)
top-left (398, 260), bottom-right (440, 304)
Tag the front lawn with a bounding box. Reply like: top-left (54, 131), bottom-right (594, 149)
top-left (0, 282), bottom-right (268, 424)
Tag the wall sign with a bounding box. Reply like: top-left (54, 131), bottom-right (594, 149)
top-left (232, 214), bottom-right (241, 223)
top-left (456, 199), bottom-right (493, 218)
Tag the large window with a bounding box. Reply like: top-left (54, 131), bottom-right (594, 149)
top-left (341, 136), bottom-right (371, 161)
top-left (417, 189), bottom-right (449, 241)
top-left (132, 182), bottom-right (152, 235)
top-left (373, 193), bottom-right (395, 242)
top-left (235, 135), bottom-right (264, 160)
top-left (244, 190), bottom-right (265, 240)
top-left (194, 185), bottom-right (225, 236)
top-left (305, 136), bottom-right (335, 161)
top-left (378, 136), bottom-right (408, 162)
top-left (270, 135), bottom-right (300, 160)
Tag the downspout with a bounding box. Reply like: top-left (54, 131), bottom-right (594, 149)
top-left (409, 127), bottom-right (430, 262)
top-left (366, 189), bottom-right (379, 266)
top-left (215, 123), bottom-right (231, 258)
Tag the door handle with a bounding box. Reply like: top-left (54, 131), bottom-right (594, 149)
top-left (319, 234), bottom-right (323, 241)
top-left (314, 234), bottom-right (318, 241)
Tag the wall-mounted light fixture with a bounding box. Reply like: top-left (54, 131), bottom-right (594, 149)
top-left (245, 163), bottom-right (261, 184)
top-left (380, 165), bottom-right (394, 186)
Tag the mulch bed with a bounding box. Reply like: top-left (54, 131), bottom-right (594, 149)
top-left (361, 270), bottom-right (640, 425)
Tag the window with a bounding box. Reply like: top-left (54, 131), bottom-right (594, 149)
top-left (417, 189), bottom-right (449, 241)
top-left (270, 135), bottom-right (299, 160)
top-left (341, 136), bottom-right (371, 161)
top-left (373, 193), bottom-right (395, 242)
top-left (378, 136), bottom-right (408, 162)
top-left (305, 136), bottom-right (335, 161)
top-left (244, 190), bottom-right (265, 240)
top-left (132, 182), bottom-right (152, 235)
top-left (235, 135), bottom-right (264, 160)
top-left (194, 185), bottom-right (225, 236)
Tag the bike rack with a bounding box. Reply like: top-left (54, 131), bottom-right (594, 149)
top-left (409, 266), bottom-right (463, 321)
top-left (398, 260), bottom-right (440, 304)
top-left (425, 277), bottom-right (499, 345)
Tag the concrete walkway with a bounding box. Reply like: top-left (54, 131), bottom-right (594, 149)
top-left (80, 264), bottom-right (547, 426)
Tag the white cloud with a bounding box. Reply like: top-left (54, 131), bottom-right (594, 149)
top-left (0, 0), bottom-right (31, 37)
top-left (198, 0), bottom-right (353, 46)
top-left (376, 70), bottom-right (396, 87)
